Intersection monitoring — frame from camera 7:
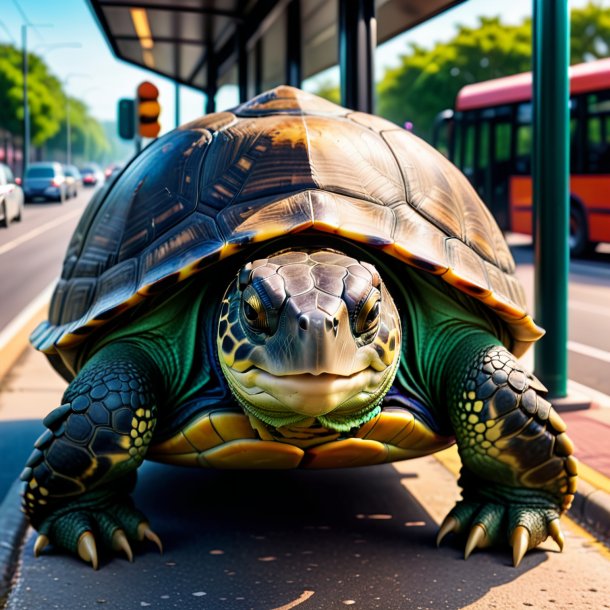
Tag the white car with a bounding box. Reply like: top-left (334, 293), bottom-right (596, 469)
top-left (0, 163), bottom-right (24, 227)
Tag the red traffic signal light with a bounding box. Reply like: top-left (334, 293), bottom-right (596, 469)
top-left (137, 81), bottom-right (161, 138)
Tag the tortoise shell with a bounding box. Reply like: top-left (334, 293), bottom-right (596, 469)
top-left (31, 86), bottom-right (542, 377)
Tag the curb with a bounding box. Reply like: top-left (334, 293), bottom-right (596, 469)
top-left (0, 480), bottom-right (28, 606)
top-left (570, 478), bottom-right (610, 543)
top-left (0, 283), bottom-right (54, 383)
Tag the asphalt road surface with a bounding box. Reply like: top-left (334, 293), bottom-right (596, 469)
top-left (0, 188), bottom-right (92, 331)
top-left (511, 242), bottom-right (610, 396)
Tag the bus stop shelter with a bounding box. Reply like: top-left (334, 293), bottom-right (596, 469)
top-left (86, 0), bottom-right (573, 401)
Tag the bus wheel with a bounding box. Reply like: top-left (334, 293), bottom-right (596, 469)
top-left (569, 205), bottom-right (593, 258)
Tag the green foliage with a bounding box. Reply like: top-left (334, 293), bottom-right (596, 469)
top-left (0, 43), bottom-right (109, 160)
top-left (312, 79), bottom-right (341, 105)
top-left (376, 16), bottom-right (532, 138)
top-left (571, 2), bottom-right (610, 62)
top-left (312, 3), bottom-right (610, 140)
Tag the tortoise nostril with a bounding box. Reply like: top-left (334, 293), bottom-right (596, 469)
top-left (325, 317), bottom-right (339, 334)
top-left (299, 316), bottom-right (308, 331)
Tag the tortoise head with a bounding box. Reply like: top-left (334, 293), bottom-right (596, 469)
top-left (216, 249), bottom-right (401, 431)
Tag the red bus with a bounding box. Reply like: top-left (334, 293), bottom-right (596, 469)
top-left (433, 58), bottom-right (610, 256)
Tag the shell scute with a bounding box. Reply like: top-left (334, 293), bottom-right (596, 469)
top-left (32, 86), bottom-right (543, 373)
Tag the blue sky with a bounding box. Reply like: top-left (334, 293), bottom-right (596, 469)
top-left (0, 0), bottom-right (606, 134)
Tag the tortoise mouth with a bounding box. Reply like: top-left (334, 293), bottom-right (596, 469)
top-left (224, 363), bottom-right (398, 420)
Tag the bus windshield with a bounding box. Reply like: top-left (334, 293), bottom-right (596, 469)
top-left (433, 58), bottom-right (610, 256)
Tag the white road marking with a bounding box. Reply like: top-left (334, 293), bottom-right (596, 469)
top-left (0, 208), bottom-right (82, 257)
top-left (569, 300), bottom-right (610, 317)
top-left (568, 340), bottom-right (610, 364)
top-left (0, 280), bottom-right (56, 350)
top-left (567, 379), bottom-right (610, 409)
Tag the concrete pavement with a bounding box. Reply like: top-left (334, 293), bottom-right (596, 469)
top-left (1, 243), bottom-right (610, 605)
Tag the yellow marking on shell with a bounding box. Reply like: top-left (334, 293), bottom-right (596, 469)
top-left (138, 421), bottom-right (147, 434)
top-left (465, 402), bottom-right (472, 412)
top-left (150, 431), bottom-right (194, 454)
top-left (474, 423), bottom-right (486, 433)
top-left (119, 436), bottom-right (131, 449)
top-left (219, 242), bottom-right (241, 260)
top-left (467, 414), bottom-right (478, 424)
top-left (468, 391), bottom-right (476, 400)
top-left (210, 411), bottom-right (257, 441)
top-left (182, 414), bottom-right (224, 451)
top-left (473, 401), bottom-right (484, 413)
top-left (355, 410), bottom-right (415, 443)
top-left (130, 429), bottom-right (138, 439)
top-left (304, 438), bottom-right (388, 468)
top-left (136, 408), bottom-right (145, 417)
top-left (203, 439), bottom-right (304, 469)
top-left (29, 479), bottom-right (38, 489)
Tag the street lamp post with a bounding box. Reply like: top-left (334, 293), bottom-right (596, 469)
top-left (64, 73), bottom-right (88, 165)
top-left (19, 22), bottom-right (53, 175)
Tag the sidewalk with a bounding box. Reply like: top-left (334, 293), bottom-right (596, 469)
top-left (1, 245), bottom-right (610, 602)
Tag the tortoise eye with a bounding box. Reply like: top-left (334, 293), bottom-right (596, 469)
top-left (354, 290), bottom-right (381, 336)
top-left (244, 302), bottom-right (258, 322)
top-left (241, 287), bottom-right (275, 334)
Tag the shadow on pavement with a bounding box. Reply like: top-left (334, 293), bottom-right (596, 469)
top-left (7, 455), bottom-right (546, 610)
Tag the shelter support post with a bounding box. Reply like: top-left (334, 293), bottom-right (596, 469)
top-left (532, 0), bottom-right (569, 398)
top-left (339, 0), bottom-right (375, 113)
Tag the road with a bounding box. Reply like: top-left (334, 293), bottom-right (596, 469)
top-left (0, 190), bottom-right (92, 331)
top-left (510, 241), bottom-right (610, 397)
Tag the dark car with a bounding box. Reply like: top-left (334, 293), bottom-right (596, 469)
top-left (63, 165), bottom-right (82, 198)
top-left (0, 163), bottom-right (24, 227)
top-left (22, 162), bottom-right (68, 203)
top-left (79, 164), bottom-right (105, 187)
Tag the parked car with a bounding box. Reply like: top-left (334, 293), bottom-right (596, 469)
top-left (63, 165), bottom-right (82, 198)
top-left (0, 163), bottom-right (24, 227)
top-left (22, 162), bottom-right (68, 203)
top-left (79, 164), bottom-right (105, 187)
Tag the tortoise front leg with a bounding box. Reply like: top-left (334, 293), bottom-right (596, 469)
top-left (21, 343), bottom-right (163, 568)
top-left (440, 341), bottom-right (577, 566)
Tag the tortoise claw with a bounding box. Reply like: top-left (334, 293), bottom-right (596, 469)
top-left (436, 515), bottom-right (458, 547)
top-left (464, 524), bottom-right (487, 560)
top-left (511, 525), bottom-right (530, 568)
top-left (548, 519), bottom-right (564, 552)
top-left (77, 532), bottom-right (99, 570)
top-left (112, 529), bottom-right (134, 562)
top-left (34, 534), bottom-right (49, 558)
top-left (138, 523), bottom-right (163, 554)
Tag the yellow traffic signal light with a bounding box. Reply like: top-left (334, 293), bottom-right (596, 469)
top-left (137, 81), bottom-right (161, 138)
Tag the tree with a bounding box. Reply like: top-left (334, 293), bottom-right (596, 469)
top-left (0, 43), bottom-right (109, 161)
top-left (376, 16), bottom-right (532, 138)
top-left (571, 2), bottom-right (610, 62)
top-left (311, 3), bottom-right (610, 140)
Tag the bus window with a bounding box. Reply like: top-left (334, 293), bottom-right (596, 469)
top-left (494, 122), bottom-right (512, 162)
top-left (514, 103), bottom-right (531, 175)
top-left (586, 92), bottom-right (610, 174)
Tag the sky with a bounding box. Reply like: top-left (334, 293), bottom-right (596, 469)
top-left (0, 0), bottom-right (607, 135)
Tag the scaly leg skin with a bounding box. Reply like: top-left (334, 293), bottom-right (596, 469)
top-left (21, 343), bottom-right (164, 569)
top-left (438, 340), bottom-right (577, 567)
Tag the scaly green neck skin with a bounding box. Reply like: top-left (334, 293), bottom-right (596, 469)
top-left (217, 250), bottom-right (402, 432)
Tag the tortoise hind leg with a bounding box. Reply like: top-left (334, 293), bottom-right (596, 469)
top-left (440, 341), bottom-right (577, 566)
top-left (21, 343), bottom-right (163, 568)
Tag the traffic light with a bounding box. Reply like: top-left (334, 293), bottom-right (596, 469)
top-left (117, 98), bottom-right (135, 140)
top-left (137, 81), bottom-right (161, 139)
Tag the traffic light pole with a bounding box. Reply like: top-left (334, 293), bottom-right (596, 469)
top-left (532, 0), bottom-right (569, 398)
top-left (22, 25), bottom-right (29, 175)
